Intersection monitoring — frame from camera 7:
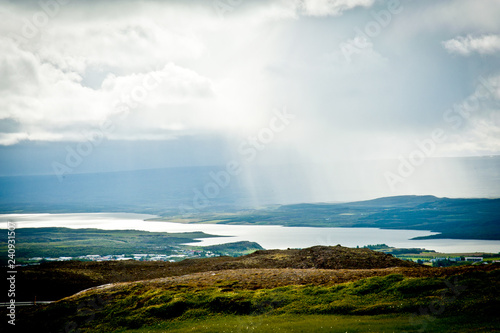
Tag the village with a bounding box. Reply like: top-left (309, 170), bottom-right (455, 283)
top-left (28, 250), bottom-right (500, 267)
top-left (27, 248), bottom-right (220, 263)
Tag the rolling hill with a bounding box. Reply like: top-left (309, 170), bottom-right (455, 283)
top-left (167, 195), bottom-right (500, 240)
top-left (8, 245), bottom-right (499, 332)
top-left (10, 245), bottom-right (416, 302)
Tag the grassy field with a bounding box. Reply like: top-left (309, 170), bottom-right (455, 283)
top-left (0, 228), bottom-right (218, 261)
top-left (119, 313), bottom-right (500, 333)
top-left (15, 267), bottom-right (500, 332)
top-left (0, 228), bottom-right (265, 265)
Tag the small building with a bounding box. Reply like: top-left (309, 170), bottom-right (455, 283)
top-left (430, 257), bottom-right (446, 263)
top-left (465, 257), bottom-right (483, 262)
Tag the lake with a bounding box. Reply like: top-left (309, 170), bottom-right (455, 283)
top-left (1, 213), bottom-right (500, 253)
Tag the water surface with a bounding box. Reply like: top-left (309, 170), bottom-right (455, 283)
top-left (2, 213), bottom-right (500, 253)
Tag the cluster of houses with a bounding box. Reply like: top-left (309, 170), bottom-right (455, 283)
top-left (406, 256), bottom-right (500, 266)
top-left (429, 256), bottom-right (483, 263)
top-left (28, 249), bottom-right (218, 263)
top-left (422, 256), bottom-right (495, 265)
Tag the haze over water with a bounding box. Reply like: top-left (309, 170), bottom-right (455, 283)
top-left (2, 213), bottom-right (500, 253)
top-left (1, 156), bottom-right (499, 215)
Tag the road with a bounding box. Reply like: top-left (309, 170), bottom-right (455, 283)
top-left (0, 301), bottom-right (53, 307)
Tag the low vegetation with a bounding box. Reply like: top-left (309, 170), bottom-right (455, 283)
top-left (7, 245), bottom-right (415, 302)
top-left (197, 241), bottom-right (264, 256)
top-left (15, 267), bottom-right (500, 332)
top-left (120, 313), bottom-right (499, 333)
top-left (158, 196), bottom-right (500, 240)
top-left (6, 246), bottom-right (500, 332)
top-left (0, 228), bottom-right (223, 264)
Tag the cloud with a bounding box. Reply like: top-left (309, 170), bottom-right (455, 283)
top-left (300, 0), bottom-right (375, 16)
top-left (0, 0), bottom-right (499, 163)
top-left (442, 34), bottom-right (500, 56)
top-left (0, 34), bottom-right (220, 145)
top-left (0, 0), bottom-right (290, 146)
top-left (337, 35), bottom-right (389, 65)
top-left (438, 74), bottom-right (500, 156)
top-left (25, 19), bottom-right (205, 74)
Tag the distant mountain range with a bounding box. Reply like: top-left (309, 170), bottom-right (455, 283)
top-left (0, 166), bottom-right (499, 240)
top-left (277, 195), bottom-right (500, 240)
top-left (157, 195), bottom-right (500, 241)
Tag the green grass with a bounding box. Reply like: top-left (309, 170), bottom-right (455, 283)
top-left (118, 314), bottom-right (500, 333)
top-left (0, 227), bottom-right (262, 264)
top-left (484, 257), bottom-right (500, 262)
top-left (17, 269), bottom-right (500, 332)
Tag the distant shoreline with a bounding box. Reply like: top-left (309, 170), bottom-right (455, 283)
top-left (1, 212), bottom-right (500, 253)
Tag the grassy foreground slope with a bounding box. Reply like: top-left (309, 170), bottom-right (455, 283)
top-left (122, 313), bottom-right (499, 333)
top-left (16, 266), bottom-right (500, 332)
top-left (10, 246), bottom-right (500, 332)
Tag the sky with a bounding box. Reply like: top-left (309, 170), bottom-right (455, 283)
top-left (0, 0), bottom-right (499, 202)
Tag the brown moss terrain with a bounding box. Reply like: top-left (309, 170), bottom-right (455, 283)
top-left (242, 245), bottom-right (418, 269)
top-left (76, 264), bottom-right (499, 297)
top-left (8, 245), bottom-right (500, 333)
top-left (16, 260), bottom-right (500, 333)
top-left (16, 245), bottom-right (498, 307)
top-left (14, 245), bottom-right (416, 301)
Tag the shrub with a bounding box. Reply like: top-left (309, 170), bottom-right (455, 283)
top-left (180, 308), bottom-right (212, 319)
top-left (348, 274), bottom-right (404, 295)
top-left (390, 277), bottom-right (444, 296)
top-left (208, 295), bottom-right (253, 314)
top-left (144, 300), bottom-right (189, 319)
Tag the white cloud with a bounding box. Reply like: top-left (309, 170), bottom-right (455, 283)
top-left (0, 34), bottom-right (221, 145)
top-left (300, 0), bottom-right (375, 16)
top-left (0, 0), bottom-right (499, 160)
top-left (0, 2), bottom-right (277, 145)
top-left (443, 34), bottom-right (500, 56)
top-left (438, 74), bottom-right (500, 155)
top-left (34, 20), bottom-right (205, 74)
top-left (102, 63), bottom-right (215, 106)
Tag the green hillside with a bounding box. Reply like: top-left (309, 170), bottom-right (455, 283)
top-left (6, 246), bottom-right (500, 332)
top-left (162, 196), bottom-right (500, 240)
top-left (14, 266), bottom-right (500, 332)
